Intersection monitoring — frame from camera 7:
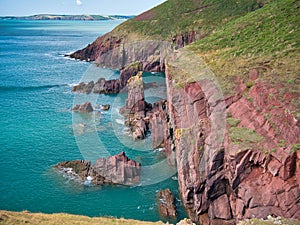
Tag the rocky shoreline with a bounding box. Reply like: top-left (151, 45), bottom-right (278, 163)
top-left (63, 1), bottom-right (300, 224)
top-left (68, 51), bottom-right (300, 224)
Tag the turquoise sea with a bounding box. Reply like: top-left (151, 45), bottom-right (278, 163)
top-left (0, 20), bottom-right (185, 222)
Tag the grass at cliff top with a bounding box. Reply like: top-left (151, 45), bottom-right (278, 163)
top-left (114, 0), bottom-right (269, 39)
top-left (0, 210), bottom-right (166, 225)
top-left (188, 0), bottom-right (299, 95)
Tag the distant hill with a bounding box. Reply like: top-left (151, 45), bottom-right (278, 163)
top-left (0, 14), bottom-right (134, 21)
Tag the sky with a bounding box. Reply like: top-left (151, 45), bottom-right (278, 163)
top-left (0, 0), bottom-right (167, 16)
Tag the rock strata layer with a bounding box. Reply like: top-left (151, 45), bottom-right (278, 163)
top-left (55, 151), bottom-right (141, 186)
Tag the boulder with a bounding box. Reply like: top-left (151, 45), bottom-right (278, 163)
top-left (157, 189), bottom-right (177, 218)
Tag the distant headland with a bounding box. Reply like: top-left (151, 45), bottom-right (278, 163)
top-left (0, 14), bottom-right (134, 21)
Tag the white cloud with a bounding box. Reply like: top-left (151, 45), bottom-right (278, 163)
top-left (76, 0), bottom-right (82, 5)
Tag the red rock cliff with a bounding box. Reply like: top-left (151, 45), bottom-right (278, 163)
top-left (165, 62), bottom-right (300, 224)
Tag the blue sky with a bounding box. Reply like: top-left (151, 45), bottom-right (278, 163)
top-left (0, 0), bottom-right (167, 16)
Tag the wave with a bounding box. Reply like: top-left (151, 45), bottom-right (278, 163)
top-left (0, 84), bottom-right (69, 92)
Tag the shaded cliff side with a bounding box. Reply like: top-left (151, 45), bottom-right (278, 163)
top-left (69, 0), bottom-right (300, 224)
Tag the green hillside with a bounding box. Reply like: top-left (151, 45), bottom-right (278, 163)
top-left (112, 0), bottom-right (299, 112)
top-left (115, 0), bottom-right (270, 38)
top-left (189, 0), bottom-right (299, 95)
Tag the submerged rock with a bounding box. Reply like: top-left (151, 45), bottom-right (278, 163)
top-left (72, 102), bottom-right (93, 113)
top-left (157, 189), bottom-right (177, 218)
top-left (55, 151), bottom-right (141, 186)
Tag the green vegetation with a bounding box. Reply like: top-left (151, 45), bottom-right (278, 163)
top-left (291, 143), bottom-right (300, 153)
top-left (188, 0), bottom-right (299, 97)
top-left (229, 127), bottom-right (264, 143)
top-left (278, 139), bottom-right (286, 148)
top-left (227, 117), bottom-right (241, 127)
top-left (115, 0), bottom-right (269, 39)
top-left (0, 210), bottom-right (165, 225)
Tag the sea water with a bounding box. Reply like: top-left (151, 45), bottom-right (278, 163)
top-left (0, 19), bottom-right (186, 222)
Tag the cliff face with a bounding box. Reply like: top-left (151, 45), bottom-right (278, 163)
top-left (70, 32), bottom-right (198, 71)
top-left (165, 64), bottom-right (300, 224)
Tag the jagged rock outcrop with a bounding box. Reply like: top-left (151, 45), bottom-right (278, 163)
top-left (120, 72), bottom-right (152, 140)
top-left (72, 102), bottom-right (93, 113)
top-left (72, 62), bottom-right (142, 94)
top-left (55, 151), bottom-right (141, 186)
top-left (90, 151), bottom-right (141, 185)
top-left (157, 189), bottom-right (177, 218)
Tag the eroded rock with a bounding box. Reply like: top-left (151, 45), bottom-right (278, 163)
top-left (55, 151), bottom-right (141, 186)
top-left (157, 189), bottom-right (177, 218)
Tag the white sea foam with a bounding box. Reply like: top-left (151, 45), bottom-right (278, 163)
top-left (154, 147), bottom-right (165, 153)
top-left (116, 119), bottom-right (125, 125)
top-left (67, 83), bottom-right (79, 87)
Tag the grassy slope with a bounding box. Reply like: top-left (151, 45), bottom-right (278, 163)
top-left (113, 0), bottom-right (269, 39)
top-left (189, 0), bottom-right (300, 97)
top-left (110, 0), bottom-right (299, 114)
top-left (0, 210), bottom-right (165, 225)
